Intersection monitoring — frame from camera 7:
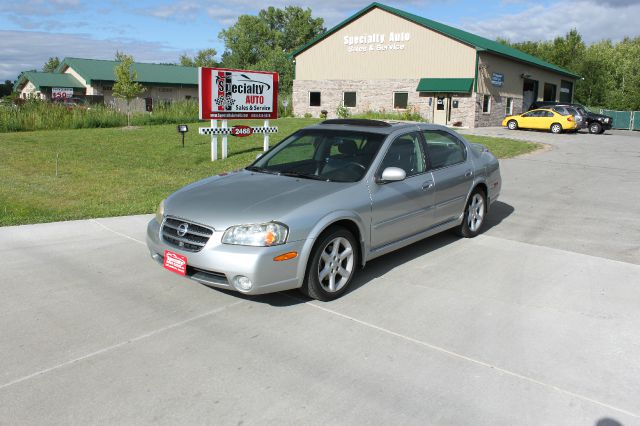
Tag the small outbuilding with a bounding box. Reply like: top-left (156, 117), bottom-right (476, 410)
top-left (15, 58), bottom-right (198, 109)
top-left (291, 2), bottom-right (580, 127)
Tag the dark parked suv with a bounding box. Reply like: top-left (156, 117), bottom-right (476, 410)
top-left (529, 101), bottom-right (612, 134)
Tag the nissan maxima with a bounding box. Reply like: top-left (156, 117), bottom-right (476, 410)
top-left (147, 119), bottom-right (501, 301)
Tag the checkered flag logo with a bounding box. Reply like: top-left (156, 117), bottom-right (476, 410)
top-left (215, 96), bottom-right (235, 109)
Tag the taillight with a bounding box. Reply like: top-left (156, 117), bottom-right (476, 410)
top-left (567, 116), bottom-right (574, 122)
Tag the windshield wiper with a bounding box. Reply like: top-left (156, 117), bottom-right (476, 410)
top-left (245, 166), bottom-right (279, 175)
top-left (279, 170), bottom-right (329, 181)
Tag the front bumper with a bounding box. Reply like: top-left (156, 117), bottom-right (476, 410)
top-left (146, 218), bottom-right (307, 295)
top-left (601, 120), bottom-right (613, 130)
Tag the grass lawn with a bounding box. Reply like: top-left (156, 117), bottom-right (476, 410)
top-left (0, 119), bottom-right (541, 226)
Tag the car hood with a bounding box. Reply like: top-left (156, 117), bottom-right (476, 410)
top-left (164, 170), bottom-right (351, 230)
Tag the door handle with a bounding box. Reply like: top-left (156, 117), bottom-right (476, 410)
top-left (464, 170), bottom-right (473, 177)
top-left (422, 181), bottom-right (434, 191)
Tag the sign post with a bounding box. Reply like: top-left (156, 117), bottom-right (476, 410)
top-left (198, 68), bottom-right (279, 161)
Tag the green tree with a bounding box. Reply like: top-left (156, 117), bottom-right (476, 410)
top-left (0, 80), bottom-right (14, 97)
top-left (112, 53), bottom-right (145, 126)
top-left (179, 48), bottom-right (219, 67)
top-left (42, 57), bottom-right (60, 72)
top-left (218, 6), bottom-right (325, 94)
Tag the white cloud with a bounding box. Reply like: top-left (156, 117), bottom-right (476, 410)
top-left (0, 30), bottom-right (186, 81)
top-left (461, 1), bottom-right (640, 43)
top-left (0, 0), bottom-right (85, 17)
top-left (147, 0), bottom-right (200, 20)
top-left (147, 0), bottom-right (432, 27)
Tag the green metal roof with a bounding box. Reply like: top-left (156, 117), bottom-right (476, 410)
top-left (291, 2), bottom-right (580, 79)
top-left (416, 78), bottom-right (474, 93)
top-left (14, 71), bottom-right (84, 92)
top-left (56, 58), bottom-right (198, 85)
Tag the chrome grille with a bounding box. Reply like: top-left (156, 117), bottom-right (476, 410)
top-left (161, 217), bottom-right (213, 252)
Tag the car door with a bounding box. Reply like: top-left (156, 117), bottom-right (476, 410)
top-left (526, 110), bottom-right (546, 129)
top-left (518, 110), bottom-right (537, 129)
top-left (422, 130), bottom-right (474, 226)
top-left (370, 132), bottom-right (435, 249)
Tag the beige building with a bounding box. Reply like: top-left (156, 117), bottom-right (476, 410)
top-left (15, 58), bottom-right (198, 111)
top-left (292, 3), bottom-right (579, 127)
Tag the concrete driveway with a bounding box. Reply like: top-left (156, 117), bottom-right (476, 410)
top-left (1, 129), bottom-right (639, 425)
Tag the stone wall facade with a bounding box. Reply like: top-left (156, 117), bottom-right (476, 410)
top-left (293, 79), bottom-right (525, 128)
top-left (448, 94), bottom-right (475, 128)
top-left (293, 79), bottom-right (433, 120)
top-left (474, 93), bottom-right (524, 127)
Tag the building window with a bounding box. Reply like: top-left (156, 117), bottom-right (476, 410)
top-left (482, 94), bottom-right (491, 114)
top-left (343, 92), bottom-right (356, 108)
top-left (505, 97), bottom-right (513, 115)
top-left (309, 92), bottom-right (321, 107)
top-left (394, 92), bottom-right (408, 109)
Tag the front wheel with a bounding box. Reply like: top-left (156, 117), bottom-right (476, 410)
top-left (301, 227), bottom-right (357, 301)
top-left (456, 189), bottom-right (486, 238)
top-left (507, 120), bottom-right (518, 130)
top-left (589, 122), bottom-right (602, 134)
top-left (550, 123), bottom-right (563, 134)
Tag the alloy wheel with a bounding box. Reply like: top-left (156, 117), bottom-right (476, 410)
top-left (317, 237), bottom-right (355, 293)
top-left (467, 193), bottom-right (485, 232)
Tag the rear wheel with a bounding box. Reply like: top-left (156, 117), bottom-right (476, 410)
top-left (301, 227), bottom-right (357, 301)
top-left (550, 123), bottom-right (563, 134)
top-left (589, 122), bottom-right (602, 134)
top-left (507, 120), bottom-right (518, 130)
top-left (456, 189), bottom-right (486, 238)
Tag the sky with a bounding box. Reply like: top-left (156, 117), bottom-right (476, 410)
top-left (1, 0), bottom-right (640, 81)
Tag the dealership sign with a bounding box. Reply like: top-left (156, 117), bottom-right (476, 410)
top-left (198, 68), bottom-right (278, 120)
top-left (344, 31), bottom-right (411, 53)
top-left (52, 87), bottom-right (73, 99)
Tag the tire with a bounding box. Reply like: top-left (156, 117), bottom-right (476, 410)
top-left (301, 227), bottom-right (358, 301)
top-left (589, 122), bottom-right (602, 134)
top-left (550, 123), bottom-right (563, 134)
top-left (455, 188), bottom-right (486, 238)
top-left (507, 120), bottom-right (518, 130)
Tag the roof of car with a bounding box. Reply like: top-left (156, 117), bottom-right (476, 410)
top-left (306, 119), bottom-right (458, 135)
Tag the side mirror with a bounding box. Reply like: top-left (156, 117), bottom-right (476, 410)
top-left (378, 167), bottom-right (406, 183)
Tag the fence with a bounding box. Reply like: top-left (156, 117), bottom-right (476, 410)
top-left (600, 109), bottom-right (640, 131)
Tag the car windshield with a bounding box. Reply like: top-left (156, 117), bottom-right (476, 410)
top-left (248, 129), bottom-right (386, 183)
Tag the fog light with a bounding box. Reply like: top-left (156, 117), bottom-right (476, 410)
top-left (233, 276), bottom-right (253, 292)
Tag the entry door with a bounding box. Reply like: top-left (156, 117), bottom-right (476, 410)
top-left (433, 96), bottom-right (450, 125)
top-left (370, 132), bottom-right (435, 249)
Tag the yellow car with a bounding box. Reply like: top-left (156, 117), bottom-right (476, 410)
top-left (502, 108), bottom-right (577, 134)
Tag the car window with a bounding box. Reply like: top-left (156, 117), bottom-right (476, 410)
top-left (252, 129), bottom-right (385, 182)
top-left (378, 132), bottom-right (425, 178)
top-left (543, 111), bottom-right (554, 117)
top-left (553, 106), bottom-right (569, 115)
top-left (422, 130), bottom-right (467, 170)
top-left (523, 110), bottom-right (543, 117)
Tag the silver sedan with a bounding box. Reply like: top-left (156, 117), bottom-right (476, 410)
top-left (147, 119), bottom-right (501, 300)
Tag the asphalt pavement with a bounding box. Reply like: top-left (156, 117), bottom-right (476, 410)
top-left (1, 128), bottom-right (639, 425)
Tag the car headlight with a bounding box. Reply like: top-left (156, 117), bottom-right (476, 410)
top-left (155, 199), bottom-right (165, 224)
top-left (222, 222), bottom-right (288, 246)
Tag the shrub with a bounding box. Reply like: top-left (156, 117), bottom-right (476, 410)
top-left (336, 103), bottom-right (350, 119)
